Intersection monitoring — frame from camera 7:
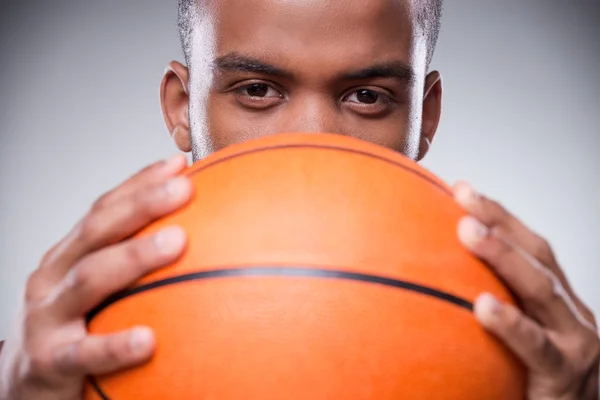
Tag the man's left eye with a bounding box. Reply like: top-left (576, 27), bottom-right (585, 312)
top-left (344, 89), bottom-right (387, 105)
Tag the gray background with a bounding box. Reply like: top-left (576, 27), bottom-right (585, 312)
top-left (0, 0), bottom-right (598, 338)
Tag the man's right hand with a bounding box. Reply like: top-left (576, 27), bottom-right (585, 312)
top-left (0, 154), bottom-right (193, 400)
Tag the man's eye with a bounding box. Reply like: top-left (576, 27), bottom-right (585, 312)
top-left (341, 88), bottom-right (397, 117)
top-left (233, 82), bottom-right (284, 110)
top-left (239, 83), bottom-right (282, 98)
top-left (344, 89), bottom-right (385, 104)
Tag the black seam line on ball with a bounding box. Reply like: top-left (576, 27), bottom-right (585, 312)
top-left (86, 267), bottom-right (473, 324)
top-left (86, 267), bottom-right (474, 400)
top-left (88, 377), bottom-right (109, 400)
top-left (184, 143), bottom-right (452, 198)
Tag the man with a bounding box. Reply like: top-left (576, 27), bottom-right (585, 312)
top-left (0, 0), bottom-right (598, 399)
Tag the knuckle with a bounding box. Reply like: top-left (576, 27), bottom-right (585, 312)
top-left (104, 337), bottom-right (126, 364)
top-left (23, 307), bottom-right (51, 341)
top-left (130, 188), bottom-right (153, 210)
top-left (131, 184), bottom-right (166, 216)
top-left (24, 270), bottom-right (46, 303)
top-left (91, 192), bottom-right (114, 213)
top-left (588, 311), bottom-right (597, 327)
top-left (143, 181), bottom-right (167, 203)
top-left (581, 305), bottom-right (597, 328)
top-left (485, 235), bottom-right (511, 262)
top-left (78, 214), bottom-right (104, 245)
top-left (23, 308), bottom-right (42, 332)
top-left (122, 237), bottom-right (164, 276)
top-left (522, 271), bottom-right (558, 306)
top-left (39, 244), bottom-right (60, 268)
top-left (486, 198), bottom-right (510, 221)
top-left (121, 240), bottom-right (149, 268)
top-left (502, 306), bottom-right (525, 333)
top-left (530, 236), bottom-right (555, 264)
top-left (66, 261), bottom-right (94, 292)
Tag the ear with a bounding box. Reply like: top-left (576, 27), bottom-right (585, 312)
top-left (160, 61), bottom-right (192, 153)
top-left (417, 71), bottom-right (443, 161)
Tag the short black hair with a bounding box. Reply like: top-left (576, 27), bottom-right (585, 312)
top-left (177, 0), bottom-right (443, 68)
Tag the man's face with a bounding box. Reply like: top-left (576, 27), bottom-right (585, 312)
top-left (161, 0), bottom-right (442, 161)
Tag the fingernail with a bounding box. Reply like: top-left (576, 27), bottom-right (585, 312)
top-left (154, 226), bottom-right (186, 254)
top-left (130, 327), bottom-right (154, 355)
top-left (165, 177), bottom-right (191, 198)
top-left (454, 181), bottom-right (479, 207)
top-left (458, 216), bottom-right (489, 247)
top-left (475, 293), bottom-right (500, 318)
top-left (162, 154), bottom-right (186, 172)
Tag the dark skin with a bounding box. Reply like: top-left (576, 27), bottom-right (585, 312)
top-left (162, 0), bottom-right (440, 159)
top-left (0, 1), bottom-right (598, 399)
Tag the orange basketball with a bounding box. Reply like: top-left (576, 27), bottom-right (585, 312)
top-left (85, 133), bottom-right (526, 400)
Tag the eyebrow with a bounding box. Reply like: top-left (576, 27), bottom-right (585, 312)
top-left (215, 52), bottom-right (415, 83)
top-left (342, 62), bottom-right (416, 83)
top-left (215, 53), bottom-right (291, 77)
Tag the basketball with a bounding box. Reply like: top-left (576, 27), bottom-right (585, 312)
top-left (84, 133), bottom-right (526, 400)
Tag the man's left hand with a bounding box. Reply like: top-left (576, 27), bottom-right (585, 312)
top-left (453, 181), bottom-right (599, 400)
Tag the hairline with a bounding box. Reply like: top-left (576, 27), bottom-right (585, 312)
top-left (177, 0), bottom-right (443, 70)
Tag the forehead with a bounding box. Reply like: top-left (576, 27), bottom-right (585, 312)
top-left (199, 0), bottom-right (421, 73)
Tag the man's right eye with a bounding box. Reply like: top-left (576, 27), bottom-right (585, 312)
top-left (233, 82), bottom-right (284, 109)
top-left (237, 83), bottom-right (282, 98)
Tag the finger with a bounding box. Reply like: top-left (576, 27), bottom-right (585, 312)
top-left (453, 181), bottom-right (594, 325)
top-left (38, 155), bottom-right (187, 278)
top-left (43, 176), bottom-right (193, 283)
top-left (53, 326), bottom-right (155, 376)
top-left (50, 226), bottom-right (187, 319)
top-left (100, 153), bottom-right (188, 208)
top-left (453, 181), bottom-right (557, 267)
top-left (474, 292), bottom-right (563, 375)
top-left (458, 216), bottom-right (583, 333)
